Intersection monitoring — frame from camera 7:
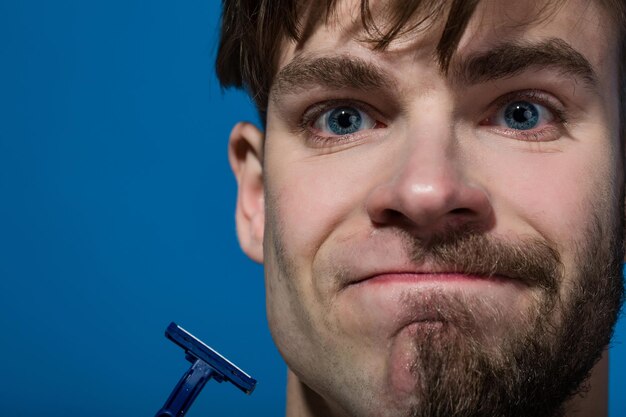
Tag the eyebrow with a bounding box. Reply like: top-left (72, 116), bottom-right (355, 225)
top-left (270, 38), bottom-right (598, 103)
top-left (271, 55), bottom-right (394, 101)
top-left (452, 38), bottom-right (598, 89)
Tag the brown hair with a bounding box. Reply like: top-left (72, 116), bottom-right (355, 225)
top-left (216, 0), bottom-right (626, 125)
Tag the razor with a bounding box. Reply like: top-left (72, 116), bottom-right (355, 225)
top-left (155, 322), bottom-right (257, 417)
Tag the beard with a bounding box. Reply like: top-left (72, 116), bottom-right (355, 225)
top-left (397, 219), bottom-right (624, 417)
top-left (265, 192), bottom-right (625, 417)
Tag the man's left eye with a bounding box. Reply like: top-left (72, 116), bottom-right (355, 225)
top-left (493, 100), bottom-right (554, 130)
top-left (313, 106), bottom-right (376, 135)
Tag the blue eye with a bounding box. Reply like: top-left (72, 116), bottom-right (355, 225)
top-left (499, 101), bottom-right (552, 130)
top-left (313, 106), bottom-right (375, 135)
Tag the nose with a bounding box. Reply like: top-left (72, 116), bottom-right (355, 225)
top-left (365, 130), bottom-right (493, 239)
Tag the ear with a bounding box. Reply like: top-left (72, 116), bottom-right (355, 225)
top-left (229, 122), bottom-right (265, 263)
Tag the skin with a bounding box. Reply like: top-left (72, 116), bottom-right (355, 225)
top-left (228, 0), bottom-right (622, 416)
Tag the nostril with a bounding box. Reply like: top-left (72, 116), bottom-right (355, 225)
top-left (369, 208), bottom-right (413, 227)
top-left (377, 208), bottom-right (404, 224)
top-left (450, 207), bottom-right (474, 216)
top-left (376, 208), bottom-right (475, 226)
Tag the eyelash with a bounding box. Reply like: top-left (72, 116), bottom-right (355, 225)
top-left (298, 90), bottom-right (568, 146)
top-left (481, 89), bottom-right (568, 142)
top-left (299, 100), bottom-right (386, 146)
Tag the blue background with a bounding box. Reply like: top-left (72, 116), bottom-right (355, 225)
top-left (0, 1), bottom-right (624, 416)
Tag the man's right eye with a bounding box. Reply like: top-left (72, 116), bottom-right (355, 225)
top-left (312, 106), bottom-right (377, 136)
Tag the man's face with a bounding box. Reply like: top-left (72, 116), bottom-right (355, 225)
top-left (236, 0), bottom-right (624, 416)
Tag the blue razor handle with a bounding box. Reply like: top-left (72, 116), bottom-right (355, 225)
top-left (155, 322), bottom-right (257, 417)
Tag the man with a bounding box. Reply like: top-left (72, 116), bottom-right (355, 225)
top-left (216, 1), bottom-right (625, 416)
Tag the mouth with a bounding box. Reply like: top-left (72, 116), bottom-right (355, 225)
top-left (349, 271), bottom-right (512, 287)
top-left (330, 231), bottom-right (559, 295)
top-left (335, 267), bottom-right (533, 339)
top-left (342, 262), bottom-right (522, 290)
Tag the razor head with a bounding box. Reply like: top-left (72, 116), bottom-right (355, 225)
top-left (165, 322), bottom-right (257, 394)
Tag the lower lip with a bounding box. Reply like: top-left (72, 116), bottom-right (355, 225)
top-left (353, 272), bottom-right (505, 286)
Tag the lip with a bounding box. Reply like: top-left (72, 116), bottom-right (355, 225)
top-left (336, 269), bottom-right (530, 339)
top-left (351, 271), bottom-right (507, 286)
top-left (342, 263), bottom-right (517, 289)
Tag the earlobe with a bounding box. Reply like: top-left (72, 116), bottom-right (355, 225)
top-left (228, 122), bottom-right (265, 263)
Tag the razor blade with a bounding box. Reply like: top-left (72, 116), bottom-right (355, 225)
top-left (155, 322), bottom-right (257, 417)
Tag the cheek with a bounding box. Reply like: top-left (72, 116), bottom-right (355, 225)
top-left (265, 148), bottom-right (385, 264)
top-left (484, 142), bottom-right (618, 258)
top-left (262, 145), bottom-right (392, 359)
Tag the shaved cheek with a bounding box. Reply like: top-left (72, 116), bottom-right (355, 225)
top-left (263, 188), bottom-right (328, 364)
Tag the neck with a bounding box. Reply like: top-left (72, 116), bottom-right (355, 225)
top-left (285, 370), bottom-right (346, 417)
top-left (285, 353), bottom-right (609, 417)
top-left (563, 351), bottom-right (609, 417)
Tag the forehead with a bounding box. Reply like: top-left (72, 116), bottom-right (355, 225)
top-left (273, 0), bottom-right (617, 82)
